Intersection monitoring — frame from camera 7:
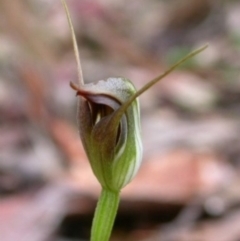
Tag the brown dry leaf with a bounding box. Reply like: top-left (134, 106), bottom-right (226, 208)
top-left (49, 118), bottom-right (87, 165)
top-left (122, 149), bottom-right (229, 204)
top-left (0, 182), bottom-right (73, 241)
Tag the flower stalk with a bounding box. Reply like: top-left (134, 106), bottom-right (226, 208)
top-left (90, 189), bottom-right (120, 241)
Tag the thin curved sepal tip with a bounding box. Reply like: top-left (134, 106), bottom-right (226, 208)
top-left (112, 44), bottom-right (208, 122)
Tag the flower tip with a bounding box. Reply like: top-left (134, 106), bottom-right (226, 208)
top-left (70, 82), bottom-right (81, 95)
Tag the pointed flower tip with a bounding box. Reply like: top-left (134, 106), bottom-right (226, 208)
top-left (70, 81), bottom-right (83, 96)
top-left (70, 81), bottom-right (79, 91)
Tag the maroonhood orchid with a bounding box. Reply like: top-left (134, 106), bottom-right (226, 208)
top-left (61, 1), bottom-right (207, 240)
top-left (71, 78), bottom-right (142, 191)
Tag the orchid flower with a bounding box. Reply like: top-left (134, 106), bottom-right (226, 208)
top-left (61, 1), bottom-right (207, 240)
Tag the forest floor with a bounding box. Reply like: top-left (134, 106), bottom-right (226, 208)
top-left (0, 0), bottom-right (240, 240)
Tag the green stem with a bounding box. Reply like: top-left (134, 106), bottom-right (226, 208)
top-left (91, 188), bottom-right (120, 241)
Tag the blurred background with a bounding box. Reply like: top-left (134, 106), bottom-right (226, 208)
top-left (0, 0), bottom-right (240, 240)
